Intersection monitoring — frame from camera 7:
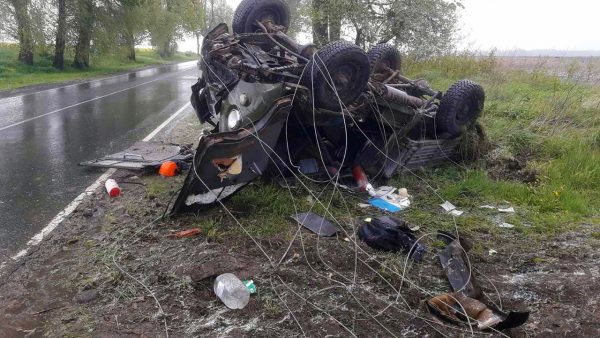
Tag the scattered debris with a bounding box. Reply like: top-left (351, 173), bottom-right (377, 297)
top-left (440, 201), bottom-right (463, 216)
top-left (357, 216), bottom-right (426, 261)
top-left (367, 186), bottom-right (410, 212)
top-left (498, 222), bottom-right (515, 228)
top-left (488, 249), bottom-right (497, 256)
top-left (479, 205), bottom-right (515, 213)
top-left (430, 234), bottom-right (529, 330)
top-left (291, 212), bottom-right (338, 237)
top-left (167, 228), bottom-right (201, 238)
top-left (104, 179), bottom-right (120, 197)
top-left (214, 273), bottom-right (251, 309)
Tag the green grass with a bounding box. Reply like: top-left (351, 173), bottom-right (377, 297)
top-left (397, 53), bottom-right (600, 234)
top-left (0, 43), bottom-right (197, 91)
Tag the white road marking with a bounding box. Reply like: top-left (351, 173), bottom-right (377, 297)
top-left (0, 100), bottom-right (191, 273)
top-left (143, 102), bottom-right (190, 141)
top-left (0, 66), bottom-right (195, 133)
top-left (0, 61), bottom-right (198, 100)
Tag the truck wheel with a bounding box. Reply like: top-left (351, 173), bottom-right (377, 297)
top-left (436, 80), bottom-right (485, 137)
top-left (232, 0), bottom-right (290, 34)
top-left (304, 40), bottom-right (370, 111)
top-left (367, 43), bottom-right (402, 74)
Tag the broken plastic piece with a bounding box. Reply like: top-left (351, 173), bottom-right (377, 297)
top-left (427, 292), bottom-right (529, 330)
top-left (167, 228), bottom-right (201, 238)
top-left (369, 197), bottom-right (402, 212)
top-left (441, 201), bottom-right (463, 216)
top-left (357, 216), bottom-right (426, 261)
top-left (498, 206), bottom-right (515, 213)
top-left (498, 222), bottom-right (515, 228)
top-left (439, 239), bottom-right (481, 299)
top-left (291, 212), bottom-right (338, 236)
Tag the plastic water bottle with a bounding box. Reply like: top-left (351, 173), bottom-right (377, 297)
top-left (214, 273), bottom-right (250, 309)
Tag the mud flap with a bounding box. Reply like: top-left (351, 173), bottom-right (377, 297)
top-left (171, 96), bottom-right (292, 213)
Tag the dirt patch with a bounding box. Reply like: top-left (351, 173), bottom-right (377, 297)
top-left (486, 149), bottom-right (538, 184)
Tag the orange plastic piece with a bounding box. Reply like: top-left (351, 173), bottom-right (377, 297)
top-left (159, 161), bottom-right (178, 177)
top-left (167, 228), bottom-right (201, 238)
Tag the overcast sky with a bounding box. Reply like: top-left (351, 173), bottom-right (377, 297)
top-left (179, 0), bottom-right (599, 52)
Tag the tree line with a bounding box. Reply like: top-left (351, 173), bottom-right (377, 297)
top-left (0, 0), bottom-right (462, 69)
top-left (0, 0), bottom-right (232, 69)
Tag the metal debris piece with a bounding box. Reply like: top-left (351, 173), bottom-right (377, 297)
top-left (291, 212), bottom-right (338, 237)
top-left (80, 141), bottom-right (192, 171)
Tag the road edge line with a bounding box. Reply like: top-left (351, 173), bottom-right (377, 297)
top-left (0, 101), bottom-right (191, 273)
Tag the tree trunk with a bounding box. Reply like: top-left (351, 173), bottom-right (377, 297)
top-left (311, 0), bottom-right (328, 47)
top-left (9, 0), bottom-right (34, 65)
top-left (125, 31), bottom-right (136, 61)
top-left (73, 0), bottom-right (94, 69)
top-left (196, 33), bottom-right (200, 55)
top-left (53, 0), bottom-right (66, 69)
top-left (328, 11), bottom-right (342, 42)
top-left (355, 27), bottom-right (364, 49)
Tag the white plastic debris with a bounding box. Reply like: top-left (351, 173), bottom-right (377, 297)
top-left (440, 201), bottom-right (455, 211)
top-left (357, 203), bottom-right (371, 208)
top-left (449, 209), bottom-right (464, 216)
top-left (498, 207), bottom-right (515, 213)
top-left (488, 249), bottom-right (498, 256)
top-left (498, 222), bottom-right (515, 228)
top-left (479, 205), bottom-right (496, 209)
top-left (441, 201), bottom-right (463, 216)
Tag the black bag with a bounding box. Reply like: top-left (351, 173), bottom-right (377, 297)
top-left (357, 216), bottom-right (426, 261)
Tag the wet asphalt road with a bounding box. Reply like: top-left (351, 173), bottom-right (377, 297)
top-left (0, 61), bottom-right (198, 259)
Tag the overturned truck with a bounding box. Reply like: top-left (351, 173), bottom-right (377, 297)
top-left (171, 0), bottom-right (485, 213)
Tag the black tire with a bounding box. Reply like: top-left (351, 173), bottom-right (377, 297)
top-left (304, 40), bottom-right (370, 111)
top-left (436, 80), bottom-right (485, 137)
top-left (232, 0), bottom-right (290, 34)
top-left (367, 43), bottom-right (402, 74)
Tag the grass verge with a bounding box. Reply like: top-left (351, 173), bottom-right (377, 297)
top-left (0, 43), bottom-right (198, 91)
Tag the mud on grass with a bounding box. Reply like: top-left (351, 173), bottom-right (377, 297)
top-left (1, 167), bottom-right (600, 337)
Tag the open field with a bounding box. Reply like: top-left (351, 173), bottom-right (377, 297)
top-left (495, 56), bottom-right (600, 85)
top-left (0, 43), bottom-right (198, 92)
top-left (1, 55), bottom-right (599, 336)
